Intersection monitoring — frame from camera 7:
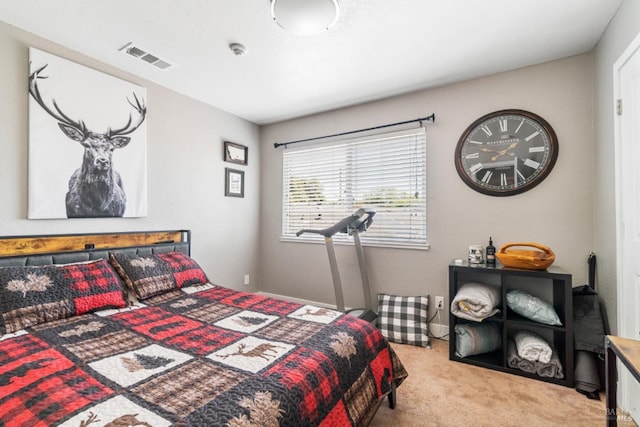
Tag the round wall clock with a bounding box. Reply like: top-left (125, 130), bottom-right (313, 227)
top-left (454, 109), bottom-right (558, 197)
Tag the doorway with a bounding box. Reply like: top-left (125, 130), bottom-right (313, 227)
top-left (613, 29), bottom-right (640, 423)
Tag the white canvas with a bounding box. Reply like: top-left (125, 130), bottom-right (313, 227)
top-left (28, 48), bottom-right (147, 218)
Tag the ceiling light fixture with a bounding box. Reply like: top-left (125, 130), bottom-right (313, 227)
top-left (271, 0), bottom-right (340, 36)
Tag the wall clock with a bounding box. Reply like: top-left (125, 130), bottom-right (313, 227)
top-left (454, 109), bottom-right (558, 197)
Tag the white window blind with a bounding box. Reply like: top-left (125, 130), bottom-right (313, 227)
top-left (282, 127), bottom-right (427, 247)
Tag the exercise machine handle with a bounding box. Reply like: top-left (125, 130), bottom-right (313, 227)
top-left (296, 208), bottom-right (375, 238)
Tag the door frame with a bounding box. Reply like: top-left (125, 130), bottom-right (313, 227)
top-left (613, 29), bottom-right (640, 420)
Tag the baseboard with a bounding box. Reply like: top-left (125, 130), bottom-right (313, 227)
top-left (257, 291), bottom-right (338, 309)
top-left (258, 291), bottom-right (450, 341)
top-left (428, 322), bottom-right (450, 341)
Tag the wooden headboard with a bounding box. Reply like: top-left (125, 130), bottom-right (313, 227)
top-left (0, 230), bottom-right (191, 267)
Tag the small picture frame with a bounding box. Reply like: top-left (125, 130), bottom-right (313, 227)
top-left (224, 141), bottom-right (248, 165)
top-left (225, 168), bottom-right (244, 198)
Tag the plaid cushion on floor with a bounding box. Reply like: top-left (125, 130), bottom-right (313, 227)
top-left (377, 293), bottom-right (430, 347)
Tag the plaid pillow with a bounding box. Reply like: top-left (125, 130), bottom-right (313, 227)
top-left (377, 293), bottom-right (430, 347)
top-left (0, 259), bottom-right (127, 334)
top-left (110, 251), bottom-right (209, 300)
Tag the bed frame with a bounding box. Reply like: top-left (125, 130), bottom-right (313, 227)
top-left (0, 230), bottom-right (191, 267)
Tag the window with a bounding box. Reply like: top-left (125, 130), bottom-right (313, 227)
top-left (282, 127), bottom-right (427, 248)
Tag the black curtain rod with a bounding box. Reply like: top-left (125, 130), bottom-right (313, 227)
top-left (273, 113), bottom-right (435, 149)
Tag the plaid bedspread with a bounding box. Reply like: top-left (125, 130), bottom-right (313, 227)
top-left (0, 284), bottom-right (407, 426)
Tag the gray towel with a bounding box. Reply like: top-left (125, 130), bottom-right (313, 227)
top-left (507, 340), bottom-right (536, 373)
top-left (507, 339), bottom-right (564, 379)
top-left (536, 348), bottom-right (564, 379)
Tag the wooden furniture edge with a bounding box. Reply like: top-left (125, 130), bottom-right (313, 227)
top-left (0, 230), bottom-right (186, 257)
top-left (605, 335), bottom-right (640, 426)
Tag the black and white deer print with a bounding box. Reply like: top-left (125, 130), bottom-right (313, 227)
top-left (29, 64), bottom-right (146, 218)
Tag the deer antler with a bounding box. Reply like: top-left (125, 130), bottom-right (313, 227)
top-left (106, 92), bottom-right (147, 138)
top-left (29, 63), bottom-right (88, 134)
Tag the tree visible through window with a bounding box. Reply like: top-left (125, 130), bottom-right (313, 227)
top-left (282, 127), bottom-right (427, 247)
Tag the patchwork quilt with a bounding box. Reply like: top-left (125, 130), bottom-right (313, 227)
top-left (0, 284), bottom-right (407, 426)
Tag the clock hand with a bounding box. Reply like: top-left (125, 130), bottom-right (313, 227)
top-left (490, 142), bottom-right (519, 161)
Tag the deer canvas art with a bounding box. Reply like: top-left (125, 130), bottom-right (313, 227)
top-left (27, 48), bottom-right (148, 219)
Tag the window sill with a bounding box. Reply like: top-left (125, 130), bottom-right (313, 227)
top-left (279, 236), bottom-right (430, 251)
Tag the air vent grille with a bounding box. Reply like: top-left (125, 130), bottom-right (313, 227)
top-left (119, 43), bottom-right (173, 70)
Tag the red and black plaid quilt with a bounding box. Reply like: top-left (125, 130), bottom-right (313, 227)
top-left (0, 284), bottom-right (407, 426)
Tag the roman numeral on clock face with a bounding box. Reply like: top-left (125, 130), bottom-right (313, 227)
top-left (499, 119), bottom-right (508, 133)
top-left (525, 131), bottom-right (540, 142)
top-left (480, 125), bottom-right (492, 136)
top-left (515, 119), bottom-right (525, 134)
top-left (481, 171), bottom-right (493, 183)
top-left (524, 158), bottom-right (540, 169)
top-left (470, 163), bottom-right (483, 173)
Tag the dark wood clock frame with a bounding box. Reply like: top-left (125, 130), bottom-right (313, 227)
top-left (454, 109), bottom-right (558, 197)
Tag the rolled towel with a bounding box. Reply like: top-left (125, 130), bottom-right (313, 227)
top-left (507, 339), bottom-right (536, 373)
top-left (451, 282), bottom-right (501, 322)
top-left (513, 330), bottom-right (552, 364)
top-left (536, 347), bottom-right (564, 379)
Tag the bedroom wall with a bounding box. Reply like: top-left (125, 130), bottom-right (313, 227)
top-left (259, 54), bottom-right (595, 324)
top-left (593, 0), bottom-right (640, 335)
top-left (0, 21), bottom-right (261, 290)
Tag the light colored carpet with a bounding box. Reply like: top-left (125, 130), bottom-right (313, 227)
top-left (370, 339), bottom-right (636, 427)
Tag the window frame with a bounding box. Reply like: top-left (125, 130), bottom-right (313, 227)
top-left (280, 126), bottom-right (429, 250)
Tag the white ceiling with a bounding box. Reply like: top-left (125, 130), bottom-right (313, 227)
top-left (0, 0), bottom-right (622, 125)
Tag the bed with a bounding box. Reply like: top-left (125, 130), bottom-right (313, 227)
top-left (0, 230), bottom-right (407, 426)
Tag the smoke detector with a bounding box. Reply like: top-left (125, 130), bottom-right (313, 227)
top-left (229, 43), bottom-right (248, 56)
top-left (119, 43), bottom-right (173, 70)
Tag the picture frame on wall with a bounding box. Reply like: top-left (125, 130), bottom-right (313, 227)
top-left (224, 141), bottom-right (248, 165)
top-left (225, 168), bottom-right (244, 198)
top-left (27, 48), bottom-right (148, 219)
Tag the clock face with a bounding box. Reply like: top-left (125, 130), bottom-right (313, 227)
top-left (454, 109), bottom-right (558, 196)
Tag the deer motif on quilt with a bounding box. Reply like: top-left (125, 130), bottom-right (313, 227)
top-left (219, 343), bottom-right (283, 361)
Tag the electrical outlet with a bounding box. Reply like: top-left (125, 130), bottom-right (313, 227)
top-left (244, 274), bottom-right (250, 286)
top-left (435, 296), bottom-right (444, 310)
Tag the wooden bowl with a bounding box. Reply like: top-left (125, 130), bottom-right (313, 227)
top-left (495, 242), bottom-right (555, 270)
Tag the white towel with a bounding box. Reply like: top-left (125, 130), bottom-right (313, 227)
top-left (513, 330), bottom-right (552, 364)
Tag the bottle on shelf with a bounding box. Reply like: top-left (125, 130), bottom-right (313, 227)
top-left (486, 237), bottom-right (496, 266)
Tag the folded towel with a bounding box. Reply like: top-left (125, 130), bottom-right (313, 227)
top-left (513, 330), bottom-right (552, 364)
top-left (507, 339), bottom-right (564, 379)
top-left (450, 282), bottom-right (501, 322)
top-left (507, 340), bottom-right (536, 373)
top-left (536, 347), bottom-right (564, 379)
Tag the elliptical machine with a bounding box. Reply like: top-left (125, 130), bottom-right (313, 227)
top-left (296, 208), bottom-right (377, 323)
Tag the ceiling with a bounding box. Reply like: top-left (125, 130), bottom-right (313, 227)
top-left (0, 0), bottom-right (622, 125)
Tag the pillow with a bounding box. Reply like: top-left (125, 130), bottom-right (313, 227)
top-left (377, 293), bottom-right (429, 347)
top-left (506, 290), bottom-right (562, 326)
top-left (454, 323), bottom-right (501, 357)
top-left (109, 251), bottom-right (208, 300)
top-left (0, 259), bottom-right (127, 334)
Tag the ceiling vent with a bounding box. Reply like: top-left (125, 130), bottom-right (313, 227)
top-left (119, 42), bottom-right (173, 70)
